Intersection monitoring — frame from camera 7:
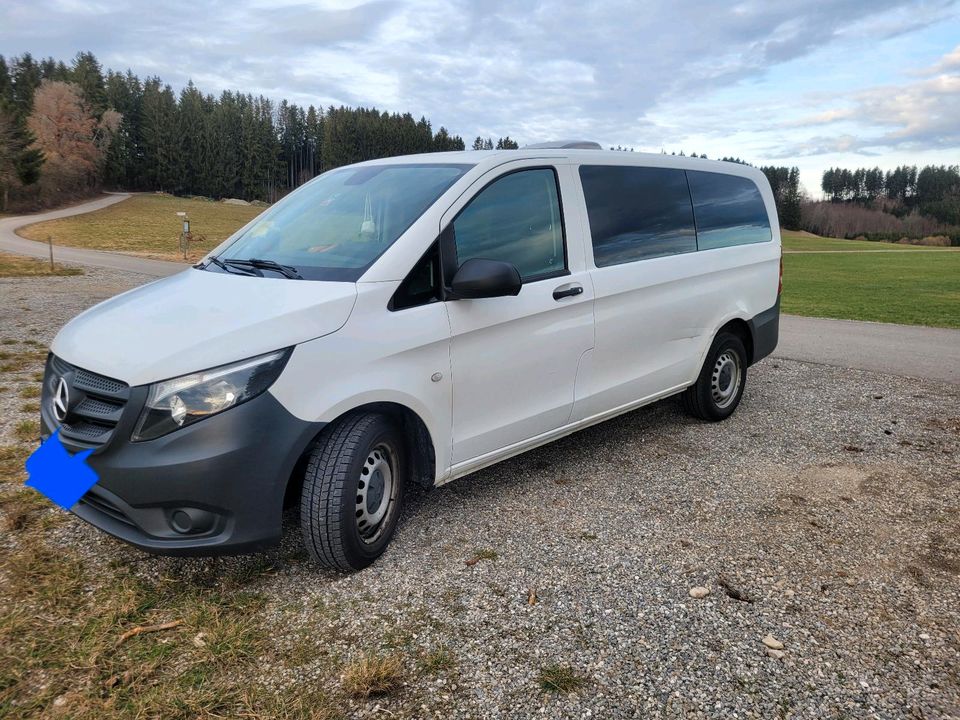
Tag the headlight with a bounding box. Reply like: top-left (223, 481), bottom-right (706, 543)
top-left (132, 349), bottom-right (291, 442)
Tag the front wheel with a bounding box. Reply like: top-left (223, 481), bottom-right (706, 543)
top-left (300, 413), bottom-right (406, 571)
top-left (682, 332), bottom-right (747, 421)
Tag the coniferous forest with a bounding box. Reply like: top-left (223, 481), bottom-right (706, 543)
top-left (0, 51), bottom-right (522, 210)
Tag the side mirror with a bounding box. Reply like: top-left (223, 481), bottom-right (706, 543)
top-left (450, 258), bottom-right (522, 299)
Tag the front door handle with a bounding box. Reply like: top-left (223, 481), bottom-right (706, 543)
top-left (553, 283), bottom-right (584, 301)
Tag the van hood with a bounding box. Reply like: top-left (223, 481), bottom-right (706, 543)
top-left (51, 268), bottom-right (358, 386)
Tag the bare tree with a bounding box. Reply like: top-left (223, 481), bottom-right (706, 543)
top-left (28, 80), bottom-right (117, 201)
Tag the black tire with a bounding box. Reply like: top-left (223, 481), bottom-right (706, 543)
top-left (682, 332), bottom-right (748, 422)
top-left (300, 413), bottom-right (406, 571)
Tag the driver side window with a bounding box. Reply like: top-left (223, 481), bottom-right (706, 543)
top-left (452, 168), bottom-right (567, 282)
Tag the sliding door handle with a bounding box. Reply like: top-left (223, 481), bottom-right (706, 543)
top-left (553, 283), bottom-right (584, 301)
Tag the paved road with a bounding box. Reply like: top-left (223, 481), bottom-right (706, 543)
top-left (0, 193), bottom-right (182, 277)
top-left (776, 315), bottom-right (959, 384)
top-left (2, 195), bottom-right (958, 383)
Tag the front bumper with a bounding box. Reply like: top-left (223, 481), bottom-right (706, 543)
top-left (40, 365), bottom-right (323, 556)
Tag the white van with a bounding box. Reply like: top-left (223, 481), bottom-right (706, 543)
top-left (40, 145), bottom-right (781, 570)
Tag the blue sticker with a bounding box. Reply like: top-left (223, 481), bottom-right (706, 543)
top-left (24, 429), bottom-right (99, 510)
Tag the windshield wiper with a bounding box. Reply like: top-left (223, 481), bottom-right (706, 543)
top-left (200, 256), bottom-right (259, 277)
top-left (223, 258), bottom-right (303, 279)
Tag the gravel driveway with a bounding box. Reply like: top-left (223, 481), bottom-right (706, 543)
top-left (2, 268), bottom-right (959, 719)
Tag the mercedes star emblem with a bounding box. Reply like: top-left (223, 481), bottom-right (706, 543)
top-left (53, 376), bottom-right (70, 423)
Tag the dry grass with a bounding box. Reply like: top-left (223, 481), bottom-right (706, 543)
top-left (0, 487), bottom-right (50, 532)
top-left (537, 664), bottom-right (585, 694)
top-left (0, 251), bottom-right (83, 277)
top-left (0, 349), bottom-right (47, 374)
top-left (0, 445), bottom-right (24, 477)
top-left (12, 419), bottom-right (39, 442)
top-left (341, 652), bottom-right (405, 698)
top-left (18, 385), bottom-right (40, 399)
top-left (782, 231), bottom-right (960, 253)
top-left (418, 645), bottom-right (456, 674)
top-left (0, 540), bottom-right (273, 719)
top-left (17, 193), bottom-right (265, 263)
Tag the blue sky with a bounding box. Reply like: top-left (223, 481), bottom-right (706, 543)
top-left (2, 0), bottom-right (958, 195)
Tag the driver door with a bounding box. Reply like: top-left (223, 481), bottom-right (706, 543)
top-left (442, 162), bottom-right (595, 468)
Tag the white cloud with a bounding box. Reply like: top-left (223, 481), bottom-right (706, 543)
top-left (0, 0), bottom-right (957, 191)
top-left (769, 46), bottom-right (960, 157)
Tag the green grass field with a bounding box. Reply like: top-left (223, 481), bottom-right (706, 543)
top-left (17, 194), bottom-right (264, 263)
top-left (782, 251), bottom-right (960, 328)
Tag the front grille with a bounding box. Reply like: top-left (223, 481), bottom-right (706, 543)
top-left (75, 368), bottom-right (127, 395)
top-left (47, 355), bottom-right (130, 448)
top-left (75, 396), bottom-right (124, 421)
top-left (61, 419), bottom-right (113, 441)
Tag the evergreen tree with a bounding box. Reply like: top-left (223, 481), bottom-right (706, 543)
top-left (140, 77), bottom-right (178, 191)
top-left (70, 51), bottom-right (106, 114)
top-left (0, 57), bottom-right (12, 106)
top-left (0, 104), bottom-right (43, 209)
top-left (10, 53), bottom-right (42, 117)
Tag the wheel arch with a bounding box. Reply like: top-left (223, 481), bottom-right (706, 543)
top-left (716, 317), bottom-right (754, 365)
top-left (283, 400), bottom-right (438, 509)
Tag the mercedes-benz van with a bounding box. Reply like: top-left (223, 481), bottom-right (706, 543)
top-left (39, 146), bottom-right (781, 571)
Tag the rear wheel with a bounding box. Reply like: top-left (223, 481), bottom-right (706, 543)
top-left (300, 413), bottom-right (405, 571)
top-left (682, 332), bottom-right (747, 421)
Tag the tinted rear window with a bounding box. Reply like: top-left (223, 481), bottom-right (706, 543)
top-left (687, 171), bottom-right (771, 250)
top-left (579, 165), bottom-right (696, 266)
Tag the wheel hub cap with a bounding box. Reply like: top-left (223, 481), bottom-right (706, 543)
top-left (356, 445), bottom-right (394, 543)
top-left (711, 350), bottom-right (741, 409)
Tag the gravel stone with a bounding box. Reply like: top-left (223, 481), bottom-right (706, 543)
top-left (763, 634), bottom-right (785, 650)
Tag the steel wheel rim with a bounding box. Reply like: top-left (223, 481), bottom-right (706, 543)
top-left (356, 443), bottom-right (397, 544)
top-left (711, 350), bottom-right (741, 409)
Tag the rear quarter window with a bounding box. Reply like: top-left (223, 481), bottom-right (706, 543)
top-left (686, 171), bottom-right (771, 250)
top-left (579, 165), bottom-right (697, 267)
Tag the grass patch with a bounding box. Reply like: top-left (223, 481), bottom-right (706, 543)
top-left (12, 419), bottom-right (39, 442)
top-left (0, 444), bottom-right (25, 478)
top-left (0, 349), bottom-right (47, 374)
top-left (18, 385), bottom-right (40, 399)
top-left (17, 194), bottom-right (264, 263)
top-left (782, 251), bottom-right (960, 328)
top-left (0, 486), bottom-right (50, 531)
top-left (0, 535), bottom-right (276, 719)
top-left (341, 652), bottom-right (405, 698)
top-left (419, 645), bottom-right (456, 674)
top-left (0, 251), bottom-right (83, 277)
top-left (20, 401), bottom-right (39, 413)
top-left (537, 663), bottom-right (585, 693)
top-left (781, 231), bottom-right (958, 253)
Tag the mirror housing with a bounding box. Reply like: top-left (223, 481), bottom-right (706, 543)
top-left (449, 258), bottom-right (522, 299)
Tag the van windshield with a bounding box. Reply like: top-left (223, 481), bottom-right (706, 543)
top-left (215, 163), bottom-right (472, 281)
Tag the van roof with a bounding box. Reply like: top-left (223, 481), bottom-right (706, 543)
top-left (355, 149), bottom-right (769, 183)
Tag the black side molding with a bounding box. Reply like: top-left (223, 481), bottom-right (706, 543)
top-left (747, 297), bottom-right (780, 365)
